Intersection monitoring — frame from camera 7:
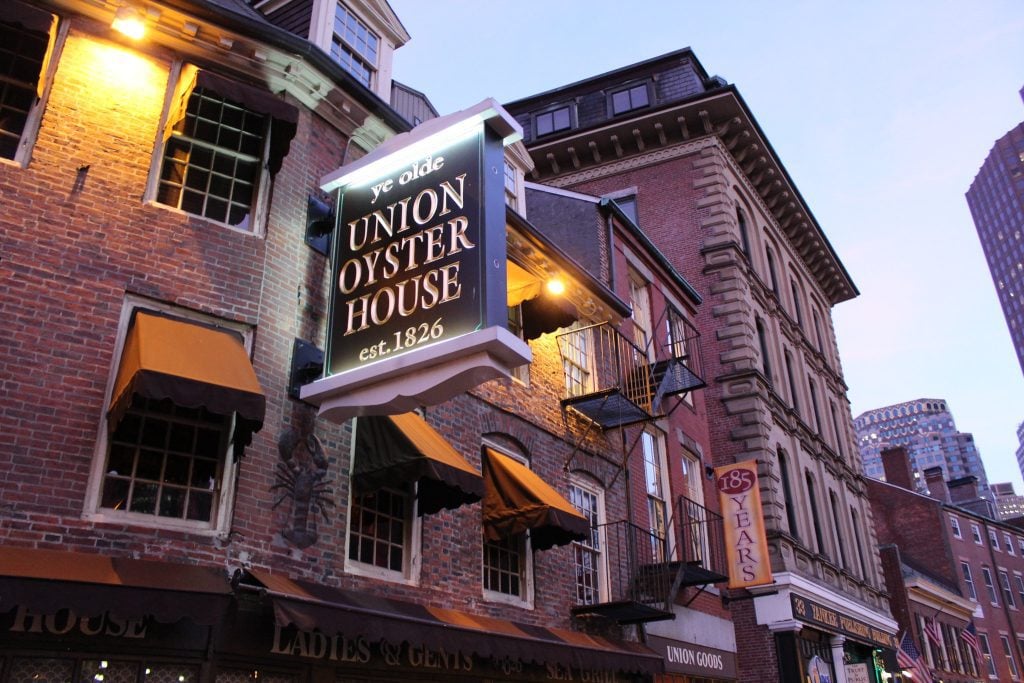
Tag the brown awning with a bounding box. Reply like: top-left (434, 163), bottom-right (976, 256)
top-left (0, 547), bottom-right (231, 625)
top-left (482, 447), bottom-right (589, 550)
top-left (354, 413), bottom-right (483, 515)
top-left (245, 570), bottom-right (661, 675)
top-left (108, 310), bottom-right (266, 458)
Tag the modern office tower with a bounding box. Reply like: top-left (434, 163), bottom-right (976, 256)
top-left (854, 398), bottom-right (989, 493)
top-left (505, 48), bottom-right (896, 683)
top-left (991, 482), bottom-right (1024, 520)
top-left (965, 92), bottom-right (1024, 377)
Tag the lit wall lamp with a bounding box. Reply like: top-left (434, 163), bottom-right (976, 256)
top-left (545, 277), bottom-right (565, 296)
top-left (112, 5), bottom-right (146, 40)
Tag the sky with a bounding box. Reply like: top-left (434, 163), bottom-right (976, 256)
top-left (387, 0), bottom-right (1024, 488)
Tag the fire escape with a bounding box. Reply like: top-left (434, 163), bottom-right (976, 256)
top-left (557, 309), bottom-right (728, 623)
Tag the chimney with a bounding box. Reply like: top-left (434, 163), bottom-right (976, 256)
top-left (949, 476), bottom-right (980, 504)
top-left (924, 467), bottom-right (950, 502)
top-left (881, 446), bottom-right (915, 491)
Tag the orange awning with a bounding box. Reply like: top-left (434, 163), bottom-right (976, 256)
top-left (353, 413), bottom-right (484, 515)
top-left (0, 546), bottom-right (231, 625)
top-left (108, 310), bottom-right (265, 456)
top-left (482, 447), bottom-right (589, 550)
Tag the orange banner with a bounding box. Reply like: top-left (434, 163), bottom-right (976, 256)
top-left (715, 461), bottom-right (773, 589)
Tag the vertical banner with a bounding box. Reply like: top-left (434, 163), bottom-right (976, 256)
top-left (715, 461), bottom-right (773, 589)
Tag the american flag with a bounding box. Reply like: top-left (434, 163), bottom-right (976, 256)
top-left (898, 631), bottom-right (933, 683)
top-left (961, 621), bottom-right (982, 661)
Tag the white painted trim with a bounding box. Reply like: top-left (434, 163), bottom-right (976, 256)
top-left (752, 571), bottom-right (899, 636)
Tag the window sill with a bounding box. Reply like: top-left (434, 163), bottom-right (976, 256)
top-left (482, 589), bottom-right (533, 609)
top-left (84, 510), bottom-right (223, 538)
top-left (143, 199), bottom-right (264, 238)
top-left (345, 560), bottom-right (418, 587)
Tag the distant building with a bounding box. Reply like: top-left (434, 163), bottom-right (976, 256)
top-left (965, 90), bottom-right (1024, 376)
top-left (992, 482), bottom-right (1024, 520)
top-left (854, 398), bottom-right (989, 493)
top-left (1017, 421), bottom-right (1024, 481)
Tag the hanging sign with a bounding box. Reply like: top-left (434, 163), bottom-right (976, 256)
top-left (715, 460), bottom-right (773, 588)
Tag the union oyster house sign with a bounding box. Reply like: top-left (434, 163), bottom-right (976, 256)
top-left (301, 100), bottom-right (531, 420)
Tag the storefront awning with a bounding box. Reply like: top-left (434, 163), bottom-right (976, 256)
top-left (108, 310), bottom-right (266, 458)
top-left (353, 413), bottom-right (484, 515)
top-left (246, 570), bottom-right (661, 675)
top-left (0, 547), bottom-right (232, 625)
top-left (482, 447), bottom-right (589, 550)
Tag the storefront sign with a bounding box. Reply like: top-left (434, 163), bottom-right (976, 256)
top-left (647, 634), bottom-right (737, 679)
top-left (844, 662), bottom-right (871, 683)
top-left (326, 125), bottom-right (501, 375)
top-left (302, 100), bottom-right (530, 420)
top-left (715, 461), bottom-right (772, 588)
top-left (790, 595), bottom-right (899, 649)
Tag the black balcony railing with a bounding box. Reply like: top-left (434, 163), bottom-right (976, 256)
top-left (556, 318), bottom-right (704, 430)
top-left (571, 496), bottom-right (728, 624)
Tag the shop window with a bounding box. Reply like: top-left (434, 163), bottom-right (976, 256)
top-left (0, 2), bottom-right (61, 164)
top-left (152, 64), bottom-right (297, 233)
top-left (217, 670), bottom-right (296, 683)
top-left (9, 658), bottom-right (200, 683)
top-left (610, 82), bottom-right (649, 115)
top-left (534, 104), bottom-right (571, 137)
top-left (88, 303), bottom-right (263, 534)
top-left (332, 3), bottom-right (378, 88)
top-left (569, 477), bottom-right (606, 605)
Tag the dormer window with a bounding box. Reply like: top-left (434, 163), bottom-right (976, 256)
top-left (332, 3), bottom-right (379, 88)
top-left (534, 105), bottom-right (571, 137)
top-left (610, 83), bottom-right (649, 115)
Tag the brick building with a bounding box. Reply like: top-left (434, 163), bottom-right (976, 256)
top-left (0, 1), bottom-right (723, 682)
top-left (503, 49), bottom-right (897, 683)
top-left (870, 446), bottom-right (1024, 681)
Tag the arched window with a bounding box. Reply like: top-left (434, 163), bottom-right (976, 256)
top-left (784, 350), bottom-right (800, 415)
top-left (736, 206), bottom-right (751, 260)
top-left (829, 489), bottom-right (848, 570)
top-left (756, 317), bottom-right (772, 385)
top-left (778, 449), bottom-right (799, 539)
top-left (808, 378), bottom-right (822, 434)
top-left (765, 244), bottom-right (780, 295)
top-left (850, 506), bottom-right (869, 580)
top-left (805, 471), bottom-right (826, 557)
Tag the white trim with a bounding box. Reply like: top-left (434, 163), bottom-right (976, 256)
top-left (752, 571), bottom-right (899, 636)
top-left (480, 443), bottom-right (535, 609)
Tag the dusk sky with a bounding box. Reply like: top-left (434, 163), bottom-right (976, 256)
top-left (388, 0), bottom-right (1024, 488)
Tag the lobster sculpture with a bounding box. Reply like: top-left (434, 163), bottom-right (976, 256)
top-left (271, 428), bottom-right (334, 549)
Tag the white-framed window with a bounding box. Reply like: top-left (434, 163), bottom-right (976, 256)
top-left (1001, 569), bottom-right (1017, 608)
top-left (979, 632), bottom-right (997, 677)
top-left (331, 3), bottom-right (378, 88)
top-left (973, 523), bottom-right (984, 545)
top-left (562, 322), bottom-right (594, 397)
top-left (950, 515), bottom-right (962, 538)
top-left (0, 2), bottom-right (63, 165)
top-left (642, 429), bottom-right (671, 562)
top-left (149, 64), bottom-right (294, 234)
top-left (628, 269), bottom-right (654, 358)
top-left (346, 486), bottom-right (419, 582)
top-left (1007, 533), bottom-right (1016, 555)
top-left (1018, 537), bottom-right (1024, 555)
top-left (1001, 634), bottom-right (1020, 679)
top-left (503, 159), bottom-right (517, 206)
top-left (506, 303), bottom-right (529, 385)
top-left (569, 477), bottom-right (607, 606)
top-left (666, 307), bottom-right (695, 406)
top-left (1015, 574), bottom-right (1024, 606)
top-left (84, 297), bottom-right (252, 535)
top-left (983, 565), bottom-right (1000, 605)
top-left (481, 448), bottom-right (534, 607)
top-left (962, 561), bottom-right (978, 601)
top-left (991, 529), bottom-right (1002, 551)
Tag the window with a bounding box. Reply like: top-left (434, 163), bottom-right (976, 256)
top-left (154, 66), bottom-right (296, 232)
top-left (736, 207), bottom-right (752, 260)
top-left (972, 523), bottom-right (983, 545)
top-left (1019, 537), bottom-right (1024, 555)
top-left (332, 3), bottom-right (378, 87)
top-left (506, 304), bottom-right (529, 384)
top-left (979, 632), bottom-right (996, 677)
top-left (562, 322), bottom-right (593, 397)
top-left (569, 478), bottom-right (606, 606)
top-left (991, 529), bottom-right (1001, 550)
top-left (628, 270), bottom-right (653, 357)
top-left (784, 350), bottom-right (800, 415)
top-left (348, 487), bottom-right (413, 574)
top-left (483, 534), bottom-right (527, 599)
top-left (811, 309), bottom-right (825, 354)
top-left (503, 159), bottom-right (517, 206)
top-left (0, 2), bottom-right (59, 163)
top-left (778, 450), bottom-right (799, 539)
top-left (89, 303), bottom-right (260, 534)
top-left (610, 83), bottom-right (649, 115)
top-left (806, 471), bottom-right (826, 557)
top-left (642, 430), bottom-right (670, 561)
top-left (1007, 533), bottom-right (1016, 554)
top-left (1000, 569), bottom-right (1016, 608)
top-left (765, 244), bottom-right (780, 295)
top-left (756, 317), bottom-right (772, 385)
top-left (666, 307), bottom-right (695, 406)
top-left (808, 378), bottom-right (823, 434)
top-left (982, 566), bottom-right (999, 605)
top-left (790, 279), bottom-right (804, 327)
top-left (828, 490), bottom-right (848, 570)
top-left (950, 515), bottom-right (962, 538)
top-left (1001, 635), bottom-right (1019, 679)
top-left (1016, 574), bottom-right (1024, 605)
top-left (534, 105), bottom-right (571, 137)
top-left (829, 401), bottom-right (846, 458)
top-left (850, 506), bottom-right (868, 579)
